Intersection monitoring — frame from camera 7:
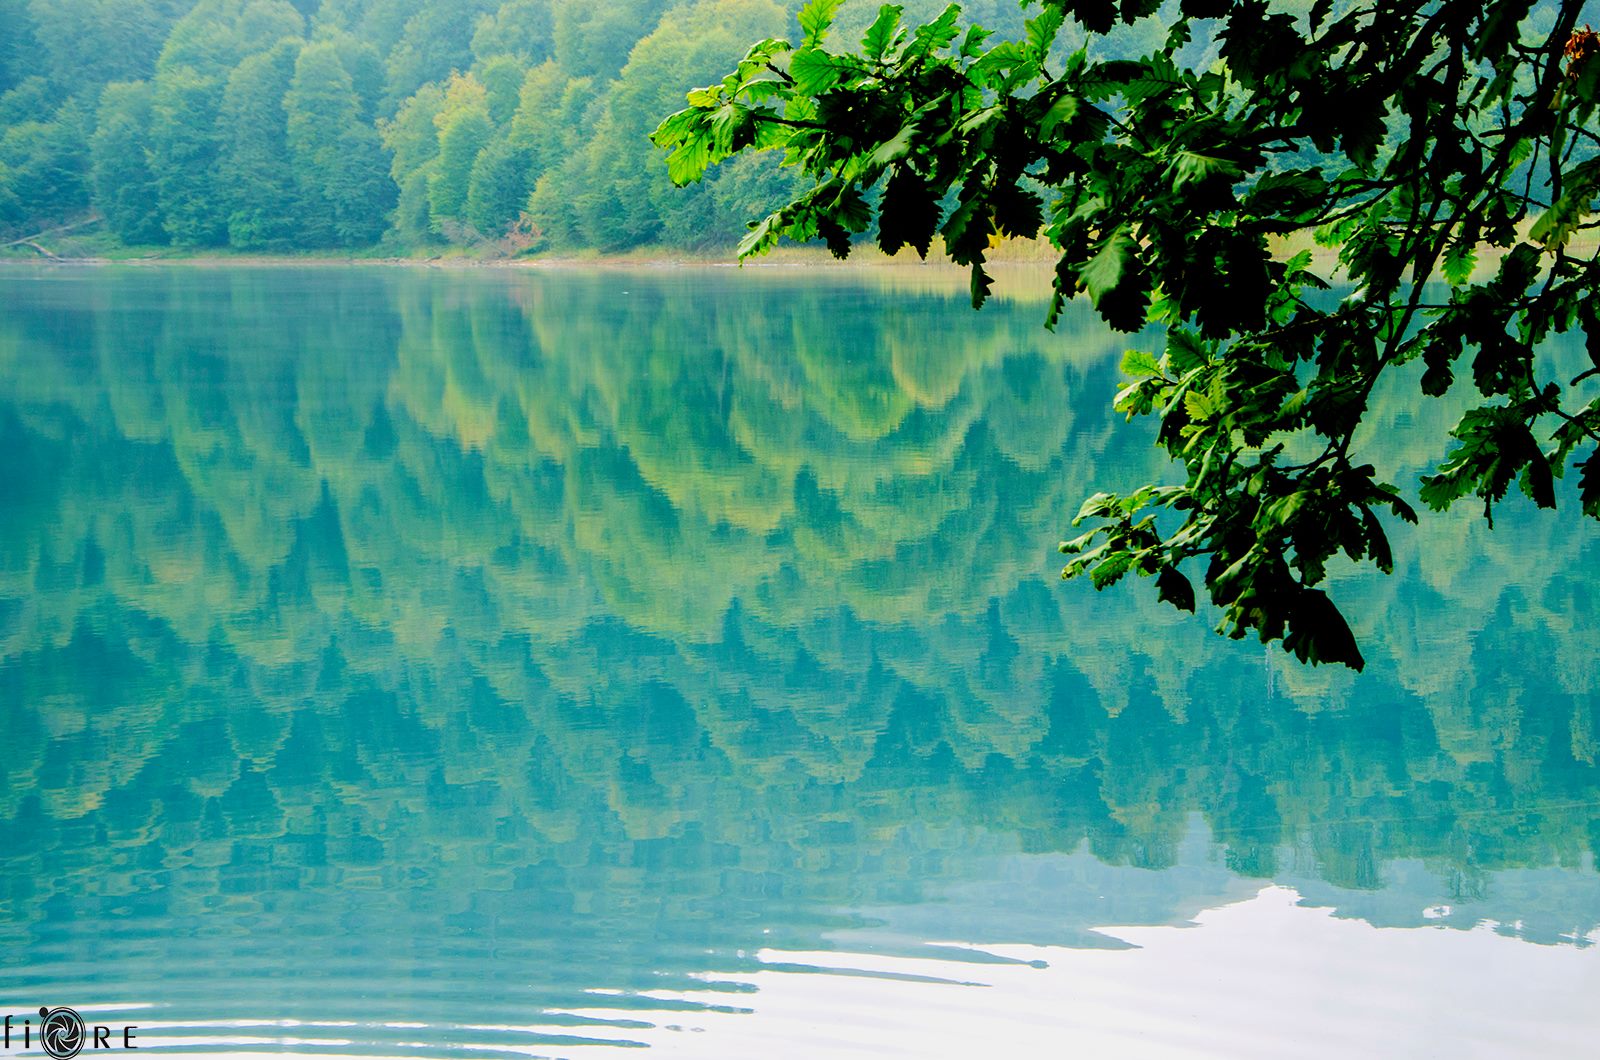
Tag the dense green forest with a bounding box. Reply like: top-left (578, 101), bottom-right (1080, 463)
top-left (0, 0), bottom-right (1039, 254)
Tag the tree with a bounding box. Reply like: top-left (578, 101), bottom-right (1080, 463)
top-left (148, 65), bottom-right (229, 245)
top-left (549, 0), bottom-right (671, 80)
top-left (91, 81), bottom-right (169, 245)
top-left (146, 0), bottom-right (304, 246)
top-left (509, 60), bottom-right (586, 177)
top-left (456, 51), bottom-right (531, 240)
top-left (477, 53), bottom-right (526, 126)
top-left (285, 41), bottom-right (396, 246)
top-left (0, 96), bottom-right (91, 234)
top-left (219, 41), bottom-right (303, 249)
top-left (657, 0), bottom-right (1600, 669)
top-left (157, 0), bottom-right (304, 74)
top-left (380, 79), bottom-right (447, 244)
top-left (0, 2), bottom-right (38, 95)
top-left (27, 0), bottom-right (187, 90)
top-left (426, 73), bottom-right (493, 233)
top-left (0, 77), bottom-right (56, 128)
top-left (570, 0), bottom-right (790, 249)
top-left (328, 32), bottom-right (386, 123)
top-left (470, 0), bottom-right (556, 67)
top-left (381, 0), bottom-right (499, 111)
top-left (465, 133), bottom-right (533, 238)
top-left (519, 65), bottom-right (602, 247)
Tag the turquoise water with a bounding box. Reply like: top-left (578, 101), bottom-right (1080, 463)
top-left (1, 265), bottom-right (1597, 1057)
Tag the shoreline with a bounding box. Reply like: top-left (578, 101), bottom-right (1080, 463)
top-left (0, 244), bottom-right (1075, 305)
top-left (0, 253), bottom-right (985, 269)
top-left (8, 233), bottom-right (1578, 283)
top-left (0, 247), bottom-right (1058, 271)
top-left (0, 232), bottom-right (1065, 271)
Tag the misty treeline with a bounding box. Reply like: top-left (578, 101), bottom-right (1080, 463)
top-left (0, 0), bottom-right (1029, 253)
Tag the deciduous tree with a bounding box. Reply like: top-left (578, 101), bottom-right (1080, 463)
top-left (91, 81), bottom-right (169, 245)
top-left (426, 72), bottom-right (492, 232)
top-left (219, 40), bottom-right (302, 248)
top-left (285, 40), bottom-right (395, 245)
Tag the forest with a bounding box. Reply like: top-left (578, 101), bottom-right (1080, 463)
top-left (0, 0), bottom-right (1043, 254)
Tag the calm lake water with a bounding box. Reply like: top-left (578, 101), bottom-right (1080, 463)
top-left (1, 265), bottom-right (1597, 1058)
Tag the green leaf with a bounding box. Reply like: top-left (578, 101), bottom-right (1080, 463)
top-left (1089, 550), bottom-right (1135, 588)
top-left (737, 211), bottom-right (782, 258)
top-left (830, 182), bottom-right (873, 232)
top-left (1283, 589), bottom-right (1365, 669)
top-left (1262, 490), bottom-right (1307, 527)
top-left (861, 4), bottom-right (904, 59)
top-left (941, 184), bottom-right (993, 265)
top-left (864, 124), bottom-right (918, 169)
top-left (1579, 449), bottom-right (1600, 519)
top-left (665, 134), bottom-right (712, 185)
top-left (1024, 7), bottom-right (1065, 60)
top-left (908, 4), bottom-right (961, 58)
top-left (1039, 93), bottom-right (1079, 136)
top-left (1520, 452), bottom-right (1556, 509)
top-left (959, 23), bottom-right (993, 58)
top-left (1164, 329), bottom-right (1209, 375)
top-left (968, 40), bottom-right (1032, 83)
top-left (1080, 227), bottom-right (1148, 331)
top-left (1080, 226), bottom-right (1134, 302)
top-left (1530, 195), bottom-right (1586, 249)
top-left (1441, 242), bottom-right (1477, 286)
top-left (798, 0), bottom-right (843, 47)
top-left (955, 104), bottom-right (1002, 135)
top-left (709, 103), bottom-right (753, 152)
top-left (1505, 136), bottom-right (1533, 171)
top-left (1339, 95), bottom-right (1387, 168)
top-left (970, 261), bottom-right (994, 308)
top-left (1120, 349), bottom-right (1162, 378)
top-left (788, 48), bottom-right (844, 94)
top-left (1156, 567), bottom-right (1196, 612)
top-left (1183, 386), bottom-right (1221, 421)
top-left (1245, 170), bottom-right (1327, 218)
top-left (1314, 214), bottom-right (1359, 248)
top-left (1115, 377), bottom-right (1159, 417)
top-left (877, 165), bottom-right (939, 257)
top-left (1169, 150), bottom-right (1242, 190)
top-left (1073, 491), bottom-right (1117, 524)
top-left (1120, 58), bottom-right (1186, 102)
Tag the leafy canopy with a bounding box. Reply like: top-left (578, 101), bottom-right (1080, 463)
top-left (655, 0), bottom-right (1600, 669)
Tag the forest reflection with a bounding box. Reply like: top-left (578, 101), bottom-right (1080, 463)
top-left (0, 266), bottom-right (1596, 1040)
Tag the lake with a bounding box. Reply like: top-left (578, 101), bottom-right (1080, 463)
top-left (1, 265), bottom-right (1597, 1058)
